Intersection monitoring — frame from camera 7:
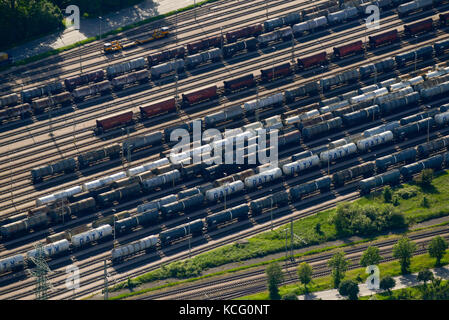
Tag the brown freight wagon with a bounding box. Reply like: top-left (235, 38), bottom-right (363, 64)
top-left (297, 51), bottom-right (328, 70)
top-left (64, 70), bottom-right (105, 91)
top-left (182, 85), bottom-right (218, 105)
top-left (333, 40), bottom-right (364, 58)
top-left (95, 111), bottom-right (134, 133)
top-left (260, 63), bottom-right (292, 81)
top-left (147, 46), bottom-right (185, 67)
top-left (404, 18), bottom-right (433, 36)
top-left (368, 29), bottom-right (398, 48)
top-left (223, 74), bottom-right (255, 92)
top-left (140, 98), bottom-right (176, 118)
top-left (187, 35), bottom-right (223, 54)
top-left (225, 24), bottom-right (263, 43)
top-left (32, 91), bottom-right (71, 113)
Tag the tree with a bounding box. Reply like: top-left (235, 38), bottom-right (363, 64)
top-left (428, 236), bottom-right (448, 266)
top-left (315, 223), bottom-right (322, 235)
top-left (266, 263), bottom-right (284, 300)
top-left (393, 237), bottom-right (416, 274)
top-left (338, 280), bottom-right (359, 300)
top-left (360, 246), bottom-right (383, 267)
top-left (328, 251), bottom-right (349, 288)
top-left (417, 270), bottom-right (434, 287)
top-left (383, 186), bottom-right (392, 203)
top-left (379, 276), bottom-right (396, 295)
top-left (297, 262), bottom-right (313, 293)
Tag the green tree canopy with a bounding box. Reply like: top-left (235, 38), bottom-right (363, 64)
top-left (393, 237), bottom-right (416, 274)
top-left (379, 276), bottom-right (396, 295)
top-left (328, 251), bottom-right (349, 288)
top-left (428, 236), bottom-right (448, 266)
top-left (338, 280), bottom-right (359, 300)
top-left (297, 262), bottom-right (313, 293)
top-left (417, 270), bottom-right (434, 286)
top-left (360, 246), bottom-right (383, 267)
top-left (266, 263), bottom-right (284, 300)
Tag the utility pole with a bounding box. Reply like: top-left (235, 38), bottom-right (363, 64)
top-left (194, 0), bottom-right (197, 21)
top-left (30, 243), bottom-right (52, 300)
top-left (48, 89), bottom-right (54, 137)
top-left (188, 217), bottom-right (191, 259)
top-left (291, 37), bottom-right (295, 64)
top-left (290, 218), bottom-right (294, 261)
top-left (284, 228), bottom-right (288, 270)
top-left (270, 191), bottom-right (273, 231)
top-left (104, 259), bottom-right (108, 300)
top-left (265, 0), bottom-right (268, 19)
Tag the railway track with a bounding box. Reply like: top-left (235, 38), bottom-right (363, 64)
top-left (141, 232), bottom-right (447, 300)
top-left (0, 22), bottom-right (448, 211)
top-left (0, 2), bottom-right (446, 147)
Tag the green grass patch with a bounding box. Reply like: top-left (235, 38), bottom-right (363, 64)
top-left (107, 171), bottom-right (449, 299)
top-left (239, 251), bottom-right (449, 300)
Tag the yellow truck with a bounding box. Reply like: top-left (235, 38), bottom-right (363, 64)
top-left (103, 27), bottom-right (170, 53)
top-left (0, 52), bottom-right (11, 66)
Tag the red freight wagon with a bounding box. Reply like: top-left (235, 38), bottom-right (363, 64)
top-left (368, 29), bottom-right (398, 48)
top-left (140, 98), bottom-right (176, 118)
top-left (260, 63), bottom-right (292, 81)
top-left (404, 18), bottom-right (433, 35)
top-left (297, 51), bottom-right (328, 70)
top-left (96, 111), bottom-right (133, 132)
top-left (182, 85), bottom-right (218, 105)
top-left (187, 35), bottom-right (223, 54)
top-left (64, 70), bottom-right (105, 91)
top-left (223, 74), bottom-right (255, 92)
top-left (333, 40), bottom-right (364, 58)
top-left (225, 24), bottom-right (263, 43)
top-left (147, 46), bottom-right (185, 67)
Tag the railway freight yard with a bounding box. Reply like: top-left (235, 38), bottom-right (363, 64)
top-left (2, 0), bottom-right (449, 308)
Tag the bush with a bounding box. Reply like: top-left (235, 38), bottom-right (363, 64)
top-left (421, 196), bottom-right (430, 208)
top-left (395, 186), bottom-right (419, 200)
top-left (332, 202), bottom-right (406, 237)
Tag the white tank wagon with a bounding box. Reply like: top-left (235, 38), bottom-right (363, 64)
top-left (397, 0), bottom-right (433, 16)
top-left (111, 69), bottom-right (149, 89)
top-left (362, 121), bottom-right (400, 137)
top-left (376, 86), bottom-right (414, 104)
top-left (150, 59), bottom-right (185, 79)
top-left (257, 27), bottom-right (293, 46)
top-left (264, 115), bottom-right (283, 130)
top-left (26, 239), bottom-right (70, 260)
top-left (356, 131), bottom-right (394, 151)
top-left (292, 16), bottom-right (328, 35)
top-left (127, 158), bottom-right (170, 176)
top-left (106, 57), bottom-right (146, 78)
top-left (0, 254), bottom-right (24, 274)
top-left (435, 111), bottom-right (449, 125)
top-left (82, 171), bottom-right (127, 192)
top-left (111, 235), bottom-right (158, 261)
top-left (205, 180), bottom-right (244, 201)
top-left (420, 81), bottom-right (449, 100)
top-left (319, 100), bottom-right (350, 114)
top-left (319, 143), bottom-right (357, 162)
top-left (243, 93), bottom-right (283, 112)
top-left (141, 170), bottom-right (181, 191)
top-left (185, 48), bottom-right (222, 69)
top-left (71, 225), bottom-right (113, 247)
top-left (349, 87), bottom-right (389, 105)
top-left (72, 80), bottom-right (111, 101)
top-left (244, 168), bottom-right (282, 188)
top-left (282, 155), bottom-right (320, 175)
top-left (327, 7), bottom-right (359, 24)
top-left (36, 185), bottom-right (83, 206)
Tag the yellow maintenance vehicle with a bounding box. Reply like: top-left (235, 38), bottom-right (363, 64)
top-left (103, 27), bottom-right (170, 53)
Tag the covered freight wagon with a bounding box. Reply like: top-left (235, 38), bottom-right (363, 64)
top-left (182, 85), bottom-right (218, 106)
top-left (140, 98), bottom-right (176, 118)
top-left (333, 41), bottom-right (363, 58)
top-left (95, 111), bottom-right (134, 133)
top-left (225, 24), bottom-right (263, 42)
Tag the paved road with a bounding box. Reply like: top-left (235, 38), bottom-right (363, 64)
top-left (8, 0), bottom-right (197, 62)
top-left (298, 266), bottom-right (449, 300)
